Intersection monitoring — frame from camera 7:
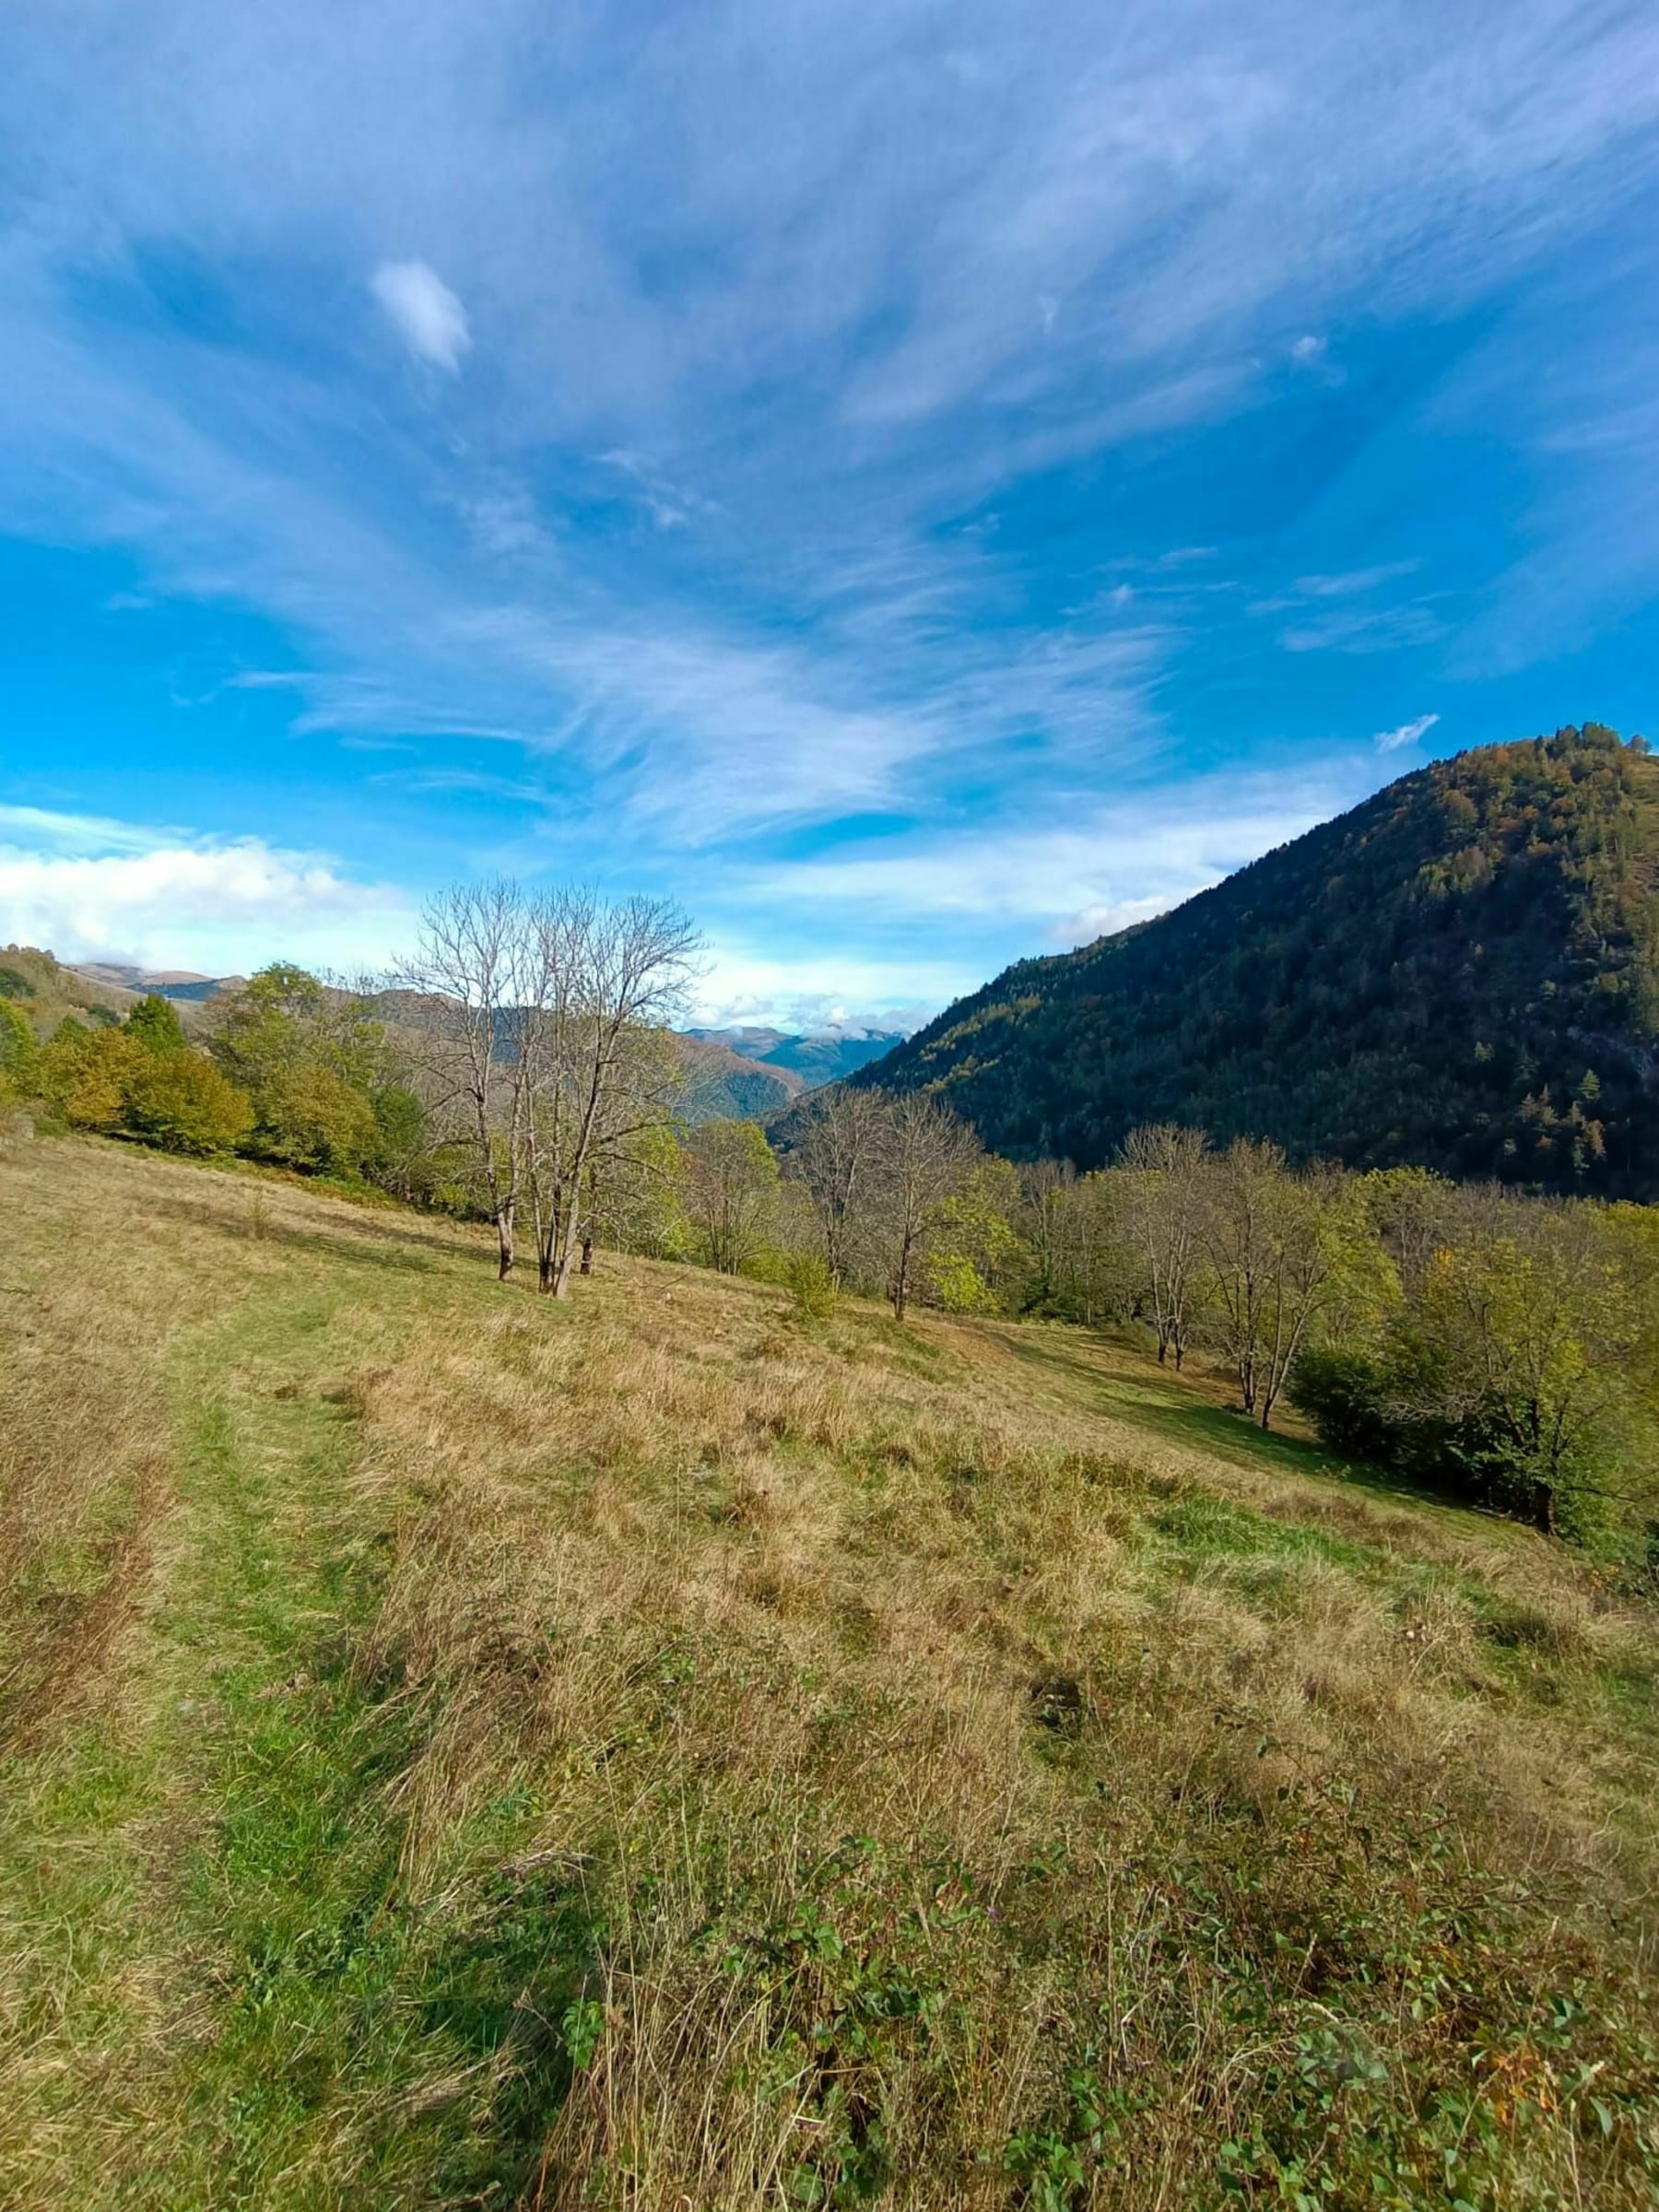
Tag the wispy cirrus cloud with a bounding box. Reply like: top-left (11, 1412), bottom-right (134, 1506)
top-left (1374, 712), bottom-right (1440, 752)
top-left (0, 0), bottom-right (1657, 1014)
top-left (745, 760), bottom-right (1368, 934)
top-left (370, 260), bottom-right (471, 372)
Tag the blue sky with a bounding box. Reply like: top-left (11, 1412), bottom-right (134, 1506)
top-left (2, 0), bottom-right (1657, 1026)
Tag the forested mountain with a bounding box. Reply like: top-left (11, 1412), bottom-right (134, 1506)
top-left (688, 1024), bottom-right (904, 1088)
top-left (672, 1035), bottom-right (806, 1123)
top-left (853, 724), bottom-right (1659, 1195)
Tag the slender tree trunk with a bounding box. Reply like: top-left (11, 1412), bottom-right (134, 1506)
top-left (892, 1229), bottom-right (912, 1321)
top-left (496, 1200), bottom-right (515, 1280)
top-left (552, 1197), bottom-right (582, 1298)
top-left (580, 1235), bottom-right (594, 1276)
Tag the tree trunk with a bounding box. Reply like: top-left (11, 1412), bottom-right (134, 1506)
top-left (580, 1235), bottom-right (594, 1276)
top-left (551, 1203), bottom-right (582, 1297)
top-left (496, 1202), bottom-right (515, 1280)
top-left (892, 1227), bottom-right (913, 1321)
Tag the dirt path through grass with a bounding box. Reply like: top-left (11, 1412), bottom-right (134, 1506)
top-left (0, 1147), bottom-right (519, 2208)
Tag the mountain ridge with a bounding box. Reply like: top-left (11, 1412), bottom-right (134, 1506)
top-left (687, 1024), bottom-right (905, 1089)
top-left (852, 724), bottom-right (1659, 1195)
top-left (48, 964), bottom-right (904, 1099)
top-left (5, 949), bottom-right (873, 1127)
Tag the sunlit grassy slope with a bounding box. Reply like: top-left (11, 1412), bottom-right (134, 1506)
top-left (2, 1135), bottom-right (1655, 2210)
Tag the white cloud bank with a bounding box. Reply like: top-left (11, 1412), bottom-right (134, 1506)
top-left (0, 808), bottom-right (409, 974)
top-left (1374, 712), bottom-right (1440, 751)
top-left (751, 769), bottom-right (1356, 935)
top-left (690, 942), bottom-right (958, 1034)
top-left (370, 260), bottom-right (471, 372)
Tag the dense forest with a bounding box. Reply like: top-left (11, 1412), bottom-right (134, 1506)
top-left (855, 725), bottom-right (1659, 1195)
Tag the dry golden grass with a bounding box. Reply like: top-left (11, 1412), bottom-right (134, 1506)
top-left (0, 1132), bottom-right (1654, 2210)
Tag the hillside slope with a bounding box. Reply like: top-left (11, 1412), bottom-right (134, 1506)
top-left (859, 725), bottom-right (1659, 1193)
top-left (69, 962), bottom-right (244, 1006)
top-left (672, 1033), bottom-right (806, 1123)
top-left (2, 1135), bottom-right (1654, 2206)
top-left (1, 944), bottom-right (159, 1032)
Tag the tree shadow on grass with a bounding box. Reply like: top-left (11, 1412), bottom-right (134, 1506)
top-left (149, 1194), bottom-right (453, 1277)
top-left (988, 1323), bottom-right (1494, 1528)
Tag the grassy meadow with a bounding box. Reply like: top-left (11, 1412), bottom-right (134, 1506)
top-left (1, 1131), bottom-right (1655, 2209)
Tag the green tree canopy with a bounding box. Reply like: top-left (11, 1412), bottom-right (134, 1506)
top-left (122, 1053), bottom-right (255, 1157)
top-left (0, 1000), bottom-right (40, 1099)
top-left (686, 1118), bottom-right (781, 1274)
top-left (124, 994), bottom-right (188, 1055)
top-left (40, 1022), bottom-right (146, 1130)
top-left (212, 963), bottom-right (397, 1176)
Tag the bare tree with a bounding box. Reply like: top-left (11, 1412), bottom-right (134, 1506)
top-left (1058, 1170), bottom-right (1122, 1325)
top-left (1021, 1159), bottom-right (1075, 1310)
top-left (1203, 1142), bottom-right (1372, 1427)
top-left (394, 881), bottom-right (535, 1279)
top-left (1114, 1124), bottom-right (1210, 1368)
top-left (791, 1085), bottom-right (887, 1287)
top-left (1362, 1165), bottom-right (1460, 1296)
top-left (868, 1092), bottom-right (980, 1321)
top-left (685, 1118), bottom-right (781, 1274)
top-left (521, 890), bottom-right (700, 1299)
top-left (1386, 1190), bottom-right (1636, 1535)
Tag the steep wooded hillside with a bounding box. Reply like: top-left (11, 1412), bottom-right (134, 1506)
top-left (856, 725), bottom-right (1659, 1194)
top-left (672, 1034), bottom-right (806, 1123)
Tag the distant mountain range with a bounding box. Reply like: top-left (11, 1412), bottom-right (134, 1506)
top-left (853, 725), bottom-right (1659, 1196)
top-left (686, 1024), bottom-right (904, 1089)
top-left (6, 951), bottom-right (903, 1127)
top-left (71, 962), bottom-right (244, 1005)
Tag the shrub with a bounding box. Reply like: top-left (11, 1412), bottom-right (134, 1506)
top-left (785, 1250), bottom-right (838, 1321)
top-left (927, 1253), bottom-right (1002, 1314)
top-left (40, 1022), bottom-right (146, 1129)
top-left (367, 1084), bottom-right (432, 1198)
top-left (122, 1052), bottom-right (255, 1156)
top-left (1289, 1347), bottom-right (1400, 1462)
top-left (0, 1001), bottom-right (39, 1100)
top-left (253, 1063), bottom-right (379, 1175)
